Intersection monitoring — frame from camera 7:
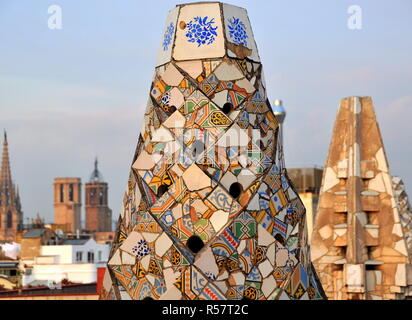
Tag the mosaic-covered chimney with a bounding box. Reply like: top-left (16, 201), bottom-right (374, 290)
top-left (311, 97), bottom-right (412, 300)
top-left (100, 2), bottom-right (325, 300)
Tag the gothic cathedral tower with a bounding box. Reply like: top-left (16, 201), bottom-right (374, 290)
top-left (0, 131), bottom-right (23, 241)
top-left (85, 158), bottom-right (112, 232)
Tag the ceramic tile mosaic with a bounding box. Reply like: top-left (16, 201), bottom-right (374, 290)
top-left (311, 97), bottom-right (412, 300)
top-left (99, 2), bottom-right (325, 300)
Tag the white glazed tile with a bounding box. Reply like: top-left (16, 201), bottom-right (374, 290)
top-left (108, 248), bottom-right (122, 265)
top-left (258, 259), bottom-right (273, 278)
top-left (132, 150), bottom-right (156, 170)
top-left (155, 232), bottom-right (173, 257)
top-left (167, 87), bottom-right (185, 109)
top-left (163, 110), bottom-right (186, 128)
top-left (262, 275), bottom-right (277, 297)
top-left (156, 7), bottom-right (179, 67)
top-left (212, 90), bottom-right (228, 108)
top-left (214, 61), bottom-right (244, 81)
top-left (176, 60), bottom-right (203, 79)
top-left (258, 224), bottom-right (276, 246)
top-left (141, 254), bottom-right (151, 270)
top-left (161, 64), bottom-right (185, 86)
top-left (182, 163), bottom-right (212, 191)
top-left (194, 247), bottom-right (219, 278)
top-left (159, 285), bottom-right (182, 300)
top-left (172, 203), bottom-right (183, 220)
top-left (222, 3), bottom-right (260, 62)
top-left (120, 231), bottom-right (144, 255)
top-left (121, 252), bottom-right (136, 265)
top-left (142, 232), bottom-right (160, 243)
top-left (220, 170), bottom-right (237, 190)
top-left (210, 210), bottom-right (229, 233)
top-left (174, 3), bottom-right (225, 61)
top-left (151, 126), bottom-right (174, 142)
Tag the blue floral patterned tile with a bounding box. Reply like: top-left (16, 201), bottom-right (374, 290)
top-left (162, 22), bottom-right (175, 51)
top-left (227, 17), bottom-right (248, 46)
top-left (186, 16), bottom-right (218, 47)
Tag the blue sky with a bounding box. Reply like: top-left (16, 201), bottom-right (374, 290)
top-left (1, 0), bottom-right (411, 223)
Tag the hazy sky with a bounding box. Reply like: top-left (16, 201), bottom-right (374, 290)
top-left (1, 0), bottom-right (411, 224)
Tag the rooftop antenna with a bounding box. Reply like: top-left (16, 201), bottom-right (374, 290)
top-left (272, 99), bottom-right (287, 170)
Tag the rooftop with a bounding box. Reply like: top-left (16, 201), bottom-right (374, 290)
top-left (62, 239), bottom-right (90, 245)
top-left (22, 229), bottom-right (50, 239)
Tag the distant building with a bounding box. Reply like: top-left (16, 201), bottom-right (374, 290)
top-left (85, 159), bottom-right (112, 232)
top-left (288, 167), bottom-right (323, 242)
top-left (93, 232), bottom-right (115, 245)
top-left (21, 237), bottom-right (109, 287)
top-left (20, 228), bottom-right (58, 262)
top-left (54, 177), bottom-right (82, 233)
top-left (0, 259), bottom-right (20, 290)
top-left (0, 282), bottom-right (100, 300)
top-left (0, 132), bottom-right (23, 241)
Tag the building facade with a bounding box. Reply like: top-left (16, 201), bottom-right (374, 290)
top-left (20, 228), bottom-right (58, 262)
top-left (53, 178), bottom-right (82, 233)
top-left (85, 159), bottom-right (112, 232)
top-left (0, 259), bottom-right (21, 289)
top-left (0, 132), bottom-right (23, 241)
top-left (22, 238), bottom-right (109, 286)
top-left (288, 167), bottom-right (323, 243)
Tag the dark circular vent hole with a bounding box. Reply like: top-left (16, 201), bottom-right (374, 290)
top-left (187, 235), bottom-right (204, 254)
top-left (229, 182), bottom-right (242, 199)
top-left (143, 296), bottom-right (154, 300)
top-left (157, 184), bottom-right (169, 197)
top-left (222, 102), bottom-right (233, 115)
top-left (169, 105), bottom-right (177, 113)
top-left (191, 140), bottom-right (205, 158)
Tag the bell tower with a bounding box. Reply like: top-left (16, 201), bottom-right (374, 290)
top-left (85, 158), bottom-right (112, 232)
top-left (54, 177), bottom-right (82, 233)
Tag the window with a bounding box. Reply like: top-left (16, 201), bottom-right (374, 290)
top-left (69, 184), bottom-right (74, 201)
top-left (99, 190), bottom-right (104, 206)
top-left (0, 269), bottom-right (17, 277)
top-left (76, 251), bottom-right (83, 262)
top-left (7, 211), bottom-right (12, 228)
top-left (87, 251), bottom-right (94, 263)
top-left (98, 251), bottom-right (102, 262)
top-left (60, 184), bottom-right (64, 202)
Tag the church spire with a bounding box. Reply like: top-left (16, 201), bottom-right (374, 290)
top-left (1, 130), bottom-right (12, 191)
top-left (89, 156), bottom-right (104, 182)
top-left (0, 131), bottom-right (23, 240)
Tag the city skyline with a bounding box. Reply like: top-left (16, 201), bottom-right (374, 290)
top-left (1, 0), bottom-right (411, 222)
